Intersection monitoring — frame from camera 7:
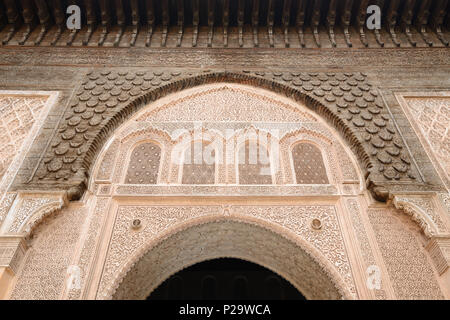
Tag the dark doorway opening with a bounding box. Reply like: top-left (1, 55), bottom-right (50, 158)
top-left (147, 258), bottom-right (306, 300)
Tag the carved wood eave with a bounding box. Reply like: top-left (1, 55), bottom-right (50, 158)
top-left (0, 0), bottom-right (447, 48)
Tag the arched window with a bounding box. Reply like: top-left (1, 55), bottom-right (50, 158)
top-left (182, 141), bottom-right (216, 184)
top-left (238, 141), bottom-right (272, 184)
top-left (125, 142), bottom-right (161, 184)
top-left (292, 143), bottom-right (329, 184)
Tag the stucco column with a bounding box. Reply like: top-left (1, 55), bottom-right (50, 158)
top-left (0, 235), bottom-right (27, 299)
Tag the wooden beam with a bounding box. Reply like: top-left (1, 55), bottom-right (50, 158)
top-left (238, 0), bottom-right (245, 47)
top-left (386, 0), bottom-right (401, 46)
top-left (267, 0), bottom-right (275, 47)
top-left (311, 0), bottom-right (322, 48)
top-left (0, 4), bottom-right (5, 31)
top-left (161, 0), bottom-right (169, 47)
top-left (130, 0), bottom-right (140, 46)
top-left (176, 0), bottom-right (184, 47)
top-left (207, 0), bottom-right (215, 47)
top-left (401, 0), bottom-right (417, 46)
top-left (296, 0), bottom-right (307, 47)
top-left (50, 0), bottom-right (65, 46)
top-left (341, 0), bottom-right (354, 47)
top-left (326, 0), bottom-right (338, 47)
top-left (98, 0), bottom-right (111, 46)
top-left (113, 0), bottom-right (126, 47)
top-left (2, 0), bottom-right (20, 45)
top-left (18, 0), bottom-right (36, 45)
top-left (145, 0), bottom-right (155, 47)
top-left (192, 0), bottom-right (199, 47)
top-left (80, 0), bottom-right (95, 45)
top-left (356, 0), bottom-right (369, 47)
top-left (431, 0), bottom-right (449, 46)
top-left (416, 0), bottom-right (433, 46)
top-left (223, 0), bottom-right (229, 47)
top-left (33, 0), bottom-right (51, 45)
top-left (252, 0), bottom-right (259, 47)
top-left (282, 0), bottom-right (292, 47)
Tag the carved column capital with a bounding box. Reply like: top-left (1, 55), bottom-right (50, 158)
top-left (0, 235), bottom-right (27, 274)
top-left (392, 193), bottom-right (448, 238)
top-left (0, 191), bottom-right (68, 237)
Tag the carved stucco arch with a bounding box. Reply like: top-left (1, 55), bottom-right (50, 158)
top-left (82, 72), bottom-right (370, 194)
top-left (392, 196), bottom-right (443, 238)
top-left (21, 70), bottom-right (419, 202)
top-left (107, 214), bottom-right (353, 300)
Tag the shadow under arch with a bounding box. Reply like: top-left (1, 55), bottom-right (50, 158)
top-left (76, 72), bottom-right (371, 199)
top-left (107, 215), bottom-right (353, 300)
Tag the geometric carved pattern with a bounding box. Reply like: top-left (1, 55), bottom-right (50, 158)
top-left (238, 141), bottom-right (272, 185)
top-left (292, 143), bottom-right (329, 184)
top-left (99, 205), bottom-right (354, 300)
top-left (345, 198), bottom-right (387, 299)
top-left (9, 206), bottom-right (86, 300)
top-left (367, 208), bottom-right (444, 300)
top-left (0, 96), bottom-right (47, 182)
top-left (392, 195), bottom-right (447, 238)
top-left (124, 142), bottom-right (161, 184)
top-left (182, 141), bottom-right (215, 185)
top-left (112, 220), bottom-right (346, 300)
top-left (403, 97), bottom-right (450, 189)
top-left (24, 70), bottom-right (415, 201)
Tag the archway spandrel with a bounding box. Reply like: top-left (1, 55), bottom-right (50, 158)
top-left (104, 216), bottom-right (352, 300)
top-left (97, 206), bottom-right (356, 300)
top-left (16, 70), bottom-right (420, 202)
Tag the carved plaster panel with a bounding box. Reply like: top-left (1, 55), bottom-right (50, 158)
top-left (292, 143), bottom-right (329, 184)
top-left (10, 205), bottom-right (87, 300)
top-left (0, 193), bottom-right (16, 229)
top-left (396, 94), bottom-right (450, 190)
top-left (0, 95), bottom-right (47, 182)
top-left (0, 192), bottom-right (67, 236)
top-left (111, 220), bottom-right (349, 300)
top-left (125, 142), bottom-right (161, 184)
top-left (92, 83), bottom-right (362, 195)
top-left (0, 92), bottom-right (58, 203)
top-left (96, 204), bottom-right (357, 300)
top-left (367, 207), bottom-right (445, 299)
top-left (97, 205), bottom-right (222, 299)
top-left (67, 197), bottom-right (110, 300)
top-left (136, 85), bottom-right (318, 123)
top-left (392, 194), bottom-right (448, 238)
top-left (229, 205), bottom-right (357, 298)
top-left (344, 198), bottom-right (387, 299)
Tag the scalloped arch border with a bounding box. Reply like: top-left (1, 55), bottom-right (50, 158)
top-left (75, 72), bottom-right (372, 199)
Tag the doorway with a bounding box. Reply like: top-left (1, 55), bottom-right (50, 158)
top-left (148, 258), bottom-right (306, 300)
